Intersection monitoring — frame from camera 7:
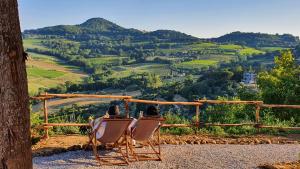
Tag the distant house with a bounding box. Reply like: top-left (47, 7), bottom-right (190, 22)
top-left (242, 72), bottom-right (256, 84)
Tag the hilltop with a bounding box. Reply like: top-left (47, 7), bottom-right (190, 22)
top-left (24, 18), bottom-right (300, 48)
top-left (212, 31), bottom-right (299, 48)
top-left (24, 17), bottom-right (199, 43)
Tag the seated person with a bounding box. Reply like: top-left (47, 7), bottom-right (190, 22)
top-left (89, 105), bottom-right (121, 139)
top-left (144, 105), bottom-right (160, 117)
top-left (128, 105), bottom-right (161, 145)
top-left (128, 105), bottom-right (161, 130)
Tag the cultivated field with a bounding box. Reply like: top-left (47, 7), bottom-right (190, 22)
top-left (26, 52), bottom-right (87, 95)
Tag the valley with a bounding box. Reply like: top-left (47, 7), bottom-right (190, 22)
top-left (24, 18), bottom-right (300, 133)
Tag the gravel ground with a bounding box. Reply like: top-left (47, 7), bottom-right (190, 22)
top-left (33, 144), bottom-right (300, 169)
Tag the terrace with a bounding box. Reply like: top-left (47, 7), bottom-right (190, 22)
top-left (30, 93), bottom-right (300, 168)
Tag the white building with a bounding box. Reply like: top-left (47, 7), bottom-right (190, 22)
top-left (242, 72), bottom-right (256, 84)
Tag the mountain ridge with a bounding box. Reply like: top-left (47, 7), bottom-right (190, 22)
top-left (23, 17), bottom-right (300, 47)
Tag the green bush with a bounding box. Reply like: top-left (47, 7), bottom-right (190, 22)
top-left (208, 126), bottom-right (226, 136)
top-left (162, 112), bottom-right (194, 135)
top-left (225, 126), bottom-right (256, 135)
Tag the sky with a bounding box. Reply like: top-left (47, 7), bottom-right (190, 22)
top-left (18, 0), bottom-right (300, 38)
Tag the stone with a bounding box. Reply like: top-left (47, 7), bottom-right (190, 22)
top-left (200, 139), bottom-right (207, 144)
top-left (186, 140), bottom-right (193, 144)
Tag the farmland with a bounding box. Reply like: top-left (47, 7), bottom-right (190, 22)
top-left (174, 60), bottom-right (219, 70)
top-left (26, 52), bottom-right (87, 95)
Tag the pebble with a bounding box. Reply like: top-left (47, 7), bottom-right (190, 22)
top-left (33, 144), bottom-right (300, 169)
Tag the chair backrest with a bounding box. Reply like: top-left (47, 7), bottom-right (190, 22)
top-left (98, 118), bottom-right (132, 143)
top-left (131, 117), bottom-right (164, 141)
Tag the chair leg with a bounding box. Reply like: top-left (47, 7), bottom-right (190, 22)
top-left (84, 132), bottom-right (94, 150)
top-left (92, 134), bottom-right (103, 165)
top-left (149, 141), bottom-right (162, 161)
top-left (158, 128), bottom-right (162, 159)
top-left (128, 139), bottom-right (139, 161)
top-left (118, 146), bottom-right (130, 165)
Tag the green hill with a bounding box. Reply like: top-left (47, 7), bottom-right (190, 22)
top-left (24, 18), bottom-right (198, 43)
top-left (212, 31), bottom-right (299, 48)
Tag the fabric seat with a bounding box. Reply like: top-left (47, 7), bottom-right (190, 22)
top-left (89, 118), bottom-right (133, 165)
top-left (129, 117), bottom-right (165, 161)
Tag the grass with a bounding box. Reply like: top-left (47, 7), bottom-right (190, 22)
top-left (259, 47), bottom-right (287, 52)
top-left (174, 60), bottom-right (218, 70)
top-left (238, 48), bottom-right (264, 56)
top-left (86, 56), bottom-right (126, 66)
top-left (27, 67), bottom-right (65, 79)
top-left (26, 52), bottom-right (87, 95)
top-left (111, 63), bottom-right (171, 78)
top-left (23, 38), bottom-right (48, 50)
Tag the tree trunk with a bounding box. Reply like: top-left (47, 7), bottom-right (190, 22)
top-left (0, 0), bottom-right (33, 168)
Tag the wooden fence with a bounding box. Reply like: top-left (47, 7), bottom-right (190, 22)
top-left (31, 93), bottom-right (300, 139)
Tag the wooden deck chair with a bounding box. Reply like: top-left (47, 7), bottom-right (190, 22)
top-left (91, 118), bottom-right (133, 166)
top-left (129, 117), bottom-right (165, 161)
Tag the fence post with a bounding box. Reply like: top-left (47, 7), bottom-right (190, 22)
top-left (43, 92), bottom-right (49, 139)
top-left (195, 105), bottom-right (200, 127)
top-left (255, 102), bottom-right (262, 132)
top-left (255, 103), bottom-right (261, 124)
top-left (124, 99), bottom-right (129, 118)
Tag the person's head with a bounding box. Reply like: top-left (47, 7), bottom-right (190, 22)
top-left (108, 105), bottom-right (120, 117)
top-left (145, 105), bottom-right (159, 117)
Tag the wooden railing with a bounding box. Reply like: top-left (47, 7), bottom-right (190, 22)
top-left (31, 93), bottom-right (300, 139)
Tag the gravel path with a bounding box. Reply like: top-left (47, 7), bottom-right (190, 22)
top-left (33, 144), bottom-right (300, 169)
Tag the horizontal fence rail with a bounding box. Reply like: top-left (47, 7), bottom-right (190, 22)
top-left (31, 93), bottom-right (300, 139)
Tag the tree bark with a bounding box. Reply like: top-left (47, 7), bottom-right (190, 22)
top-left (0, 0), bottom-right (33, 168)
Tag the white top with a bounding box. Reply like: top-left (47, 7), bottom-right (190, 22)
top-left (90, 117), bottom-right (138, 139)
top-left (90, 117), bottom-right (107, 139)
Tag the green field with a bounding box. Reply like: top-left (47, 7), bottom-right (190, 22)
top-left (174, 60), bottom-right (218, 70)
top-left (238, 48), bottom-right (264, 56)
top-left (259, 47), bottom-right (287, 52)
top-left (86, 56), bottom-right (126, 66)
top-left (112, 63), bottom-right (171, 78)
top-left (27, 67), bottom-right (65, 79)
top-left (23, 38), bottom-right (48, 50)
top-left (26, 52), bottom-right (87, 95)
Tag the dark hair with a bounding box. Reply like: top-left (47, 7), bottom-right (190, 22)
top-left (145, 105), bottom-right (159, 117)
top-left (108, 105), bottom-right (120, 117)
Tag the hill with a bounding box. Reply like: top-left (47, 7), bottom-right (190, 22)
top-left (24, 18), bottom-right (198, 43)
top-left (212, 31), bottom-right (299, 48)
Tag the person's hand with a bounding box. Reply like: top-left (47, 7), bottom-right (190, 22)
top-left (103, 111), bottom-right (109, 118)
top-left (88, 116), bottom-right (94, 123)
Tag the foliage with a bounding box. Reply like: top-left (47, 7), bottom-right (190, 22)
top-left (162, 112), bottom-right (194, 135)
top-left (181, 69), bottom-right (241, 99)
top-left (257, 50), bottom-right (300, 122)
top-left (214, 31), bottom-right (299, 48)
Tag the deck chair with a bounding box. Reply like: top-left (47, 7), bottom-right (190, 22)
top-left (128, 117), bottom-right (165, 161)
top-left (90, 118), bottom-right (133, 165)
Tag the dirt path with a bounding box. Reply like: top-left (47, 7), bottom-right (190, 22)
top-left (33, 144), bottom-right (300, 169)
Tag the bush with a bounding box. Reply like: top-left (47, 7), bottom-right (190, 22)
top-left (162, 127), bottom-right (194, 135)
top-left (161, 112), bottom-right (194, 135)
top-left (225, 126), bottom-right (256, 135)
top-left (52, 126), bottom-right (80, 135)
top-left (208, 126), bottom-right (226, 136)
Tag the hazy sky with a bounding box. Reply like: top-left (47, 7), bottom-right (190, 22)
top-left (19, 0), bottom-right (300, 38)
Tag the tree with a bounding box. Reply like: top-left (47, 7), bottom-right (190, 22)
top-left (257, 50), bottom-right (300, 121)
top-left (294, 45), bottom-right (300, 58)
top-left (145, 74), bottom-right (162, 89)
top-left (257, 50), bottom-right (300, 104)
top-left (0, 0), bottom-right (33, 168)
